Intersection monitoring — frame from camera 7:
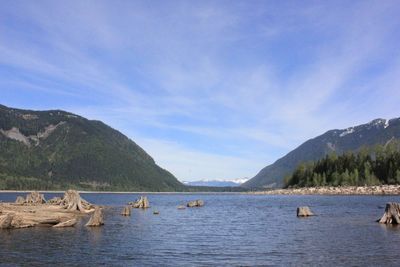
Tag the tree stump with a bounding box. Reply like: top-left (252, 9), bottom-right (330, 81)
top-left (378, 202), bottom-right (400, 224)
top-left (121, 206), bottom-right (131, 216)
top-left (15, 196), bottom-right (25, 205)
top-left (0, 214), bottom-right (13, 229)
top-left (187, 200), bottom-right (204, 207)
top-left (53, 218), bottom-right (78, 228)
top-left (25, 191), bottom-right (46, 204)
top-left (85, 207), bottom-right (104, 227)
top-left (129, 196), bottom-right (150, 209)
top-left (63, 190), bottom-right (94, 213)
top-left (297, 206), bottom-right (314, 217)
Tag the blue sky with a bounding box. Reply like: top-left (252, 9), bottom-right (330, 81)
top-left (1, 1), bottom-right (400, 181)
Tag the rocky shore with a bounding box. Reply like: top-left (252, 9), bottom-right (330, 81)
top-left (250, 185), bottom-right (400, 195)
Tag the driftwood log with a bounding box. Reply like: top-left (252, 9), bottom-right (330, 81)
top-left (121, 206), bottom-right (131, 216)
top-left (85, 207), bottom-right (104, 227)
top-left (187, 200), bottom-right (204, 207)
top-left (129, 196), bottom-right (150, 209)
top-left (53, 218), bottom-right (78, 228)
top-left (1, 190), bottom-right (96, 229)
top-left (0, 214), bottom-right (13, 229)
top-left (378, 202), bottom-right (400, 224)
top-left (297, 206), bottom-right (314, 217)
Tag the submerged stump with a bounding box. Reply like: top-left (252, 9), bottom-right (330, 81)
top-left (129, 196), bottom-right (150, 209)
top-left (121, 206), bottom-right (131, 216)
top-left (187, 200), bottom-right (204, 207)
top-left (86, 207), bottom-right (104, 227)
top-left (297, 206), bottom-right (314, 217)
top-left (378, 202), bottom-right (400, 224)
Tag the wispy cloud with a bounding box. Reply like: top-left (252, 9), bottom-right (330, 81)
top-left (1, 0), bottom-right (399, 180)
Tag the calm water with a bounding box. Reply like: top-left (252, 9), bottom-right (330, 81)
top-left (1, 193), bottom-right (400, 266)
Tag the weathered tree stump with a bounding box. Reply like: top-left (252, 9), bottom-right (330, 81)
top-left (187, 200), bottom-right (204, 207)
top-left (63, 190), bottom-right (94, 213)
top-left (25, 191), bottom-right (46, 204)
top-left (0, 214), bottom-right (13, 229)
top-left (15, 196), bottom-right (25, 205)
top-left (297, 206), bottom-right (314, 217)
top-left (378, 202), bottom-right (400, 224)
top-left (121, 206), bottom-right (131, 216)
top-left (129, 196), bottom-right (150, 209)
top-left (53, 218), bottom-right (78, 228)
top-left (85, 207), bottom-right (104, 227)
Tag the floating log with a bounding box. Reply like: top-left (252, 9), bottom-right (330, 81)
top-left (187, 200), bottom-right (204, 207)
top-left (129, 196), bottom-right (150, 209)
top-left (25, 191), bottom-right (46, 204)
top-left (53, 218), bottom-right (78, 228)
top-left (297, 206), bottom-right (314, 217)
top-left (378, 202), bottom-right (400, 224)
top-left (121, 206), bottom-right (131, 216)
top-left (85, 207), bottom-right (104, 227)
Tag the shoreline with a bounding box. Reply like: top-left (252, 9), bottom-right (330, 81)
top-left (0, 190), bottom-right (242, 194)
top-left (249, 185), bottom-right (400, 195)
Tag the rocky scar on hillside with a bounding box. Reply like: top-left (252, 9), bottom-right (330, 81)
top-left (0, 190), bottom-right (102, 229)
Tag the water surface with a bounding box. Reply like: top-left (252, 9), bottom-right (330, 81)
top-left (1, 193), bottom-right (400, 266)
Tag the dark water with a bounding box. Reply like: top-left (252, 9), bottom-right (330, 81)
top-left (1, 193), bottom-right (400, 266)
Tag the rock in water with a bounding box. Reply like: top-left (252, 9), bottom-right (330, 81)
top-left (15, 196), bottom-right (25, 205)
top-left (53, 218), bottom-right (77, 228)
top-left (121, 206), bottom-right (131, 216)
top-left (187, 200), bottom-right (204, 207)
top-left (378, 202), bottom-right (400, 224)
top-left (129, 196), bottom-right (150, 209)
top-left (25, 191), bottom-right (46, 204)
top-left (297, 206), bottom-right (314, 217)
top-left (153, 210), bottom-right (159, 215)
top-left (0, 214), bottom-right (13, 229)
top-left (85, 207), bottom-right (104, 227)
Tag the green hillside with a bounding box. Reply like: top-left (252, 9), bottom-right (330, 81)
top-left (243, 118), bottom-right (400, 188)
top-left (0, 104), bottom-right (185, 191)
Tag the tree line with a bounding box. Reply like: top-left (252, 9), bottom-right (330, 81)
top-left (284, 140), bottom-right (400, 188)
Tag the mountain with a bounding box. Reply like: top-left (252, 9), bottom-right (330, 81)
top-left (242, 118), bottom-right (400, 189)
top-left (183, 178), bottom-right (248, 187)
top-left (0, 104), bottom-right (185, 191)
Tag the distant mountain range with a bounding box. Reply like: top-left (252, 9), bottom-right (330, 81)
top-left (183, 178), bottom-right (248, 187)
top-left (242, 118), bottom-right (400, 189)
top-left (0, 104), bottom-right (185, 191)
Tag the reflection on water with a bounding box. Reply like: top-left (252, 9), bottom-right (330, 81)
top-left (1, 193), bottom-right (400, 266)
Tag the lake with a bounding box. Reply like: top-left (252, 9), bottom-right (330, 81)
top-left (1, 193), bottom-right (400, 266)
